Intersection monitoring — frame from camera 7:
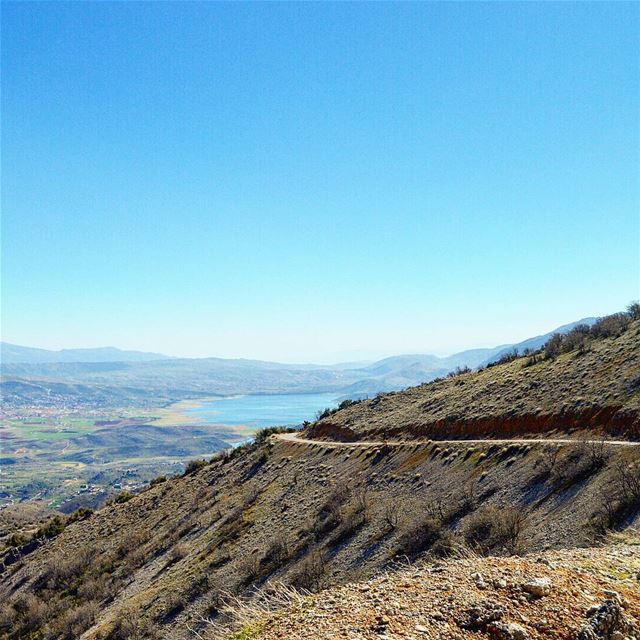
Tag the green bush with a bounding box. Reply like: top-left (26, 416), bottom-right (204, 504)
top-left (6, 531), bottom-right (29, 547)
top-left (184, 459), bottom-right (208, 475)
top-left (254, 425), bottom-right (295, 445)
top-left (67, 507), bottom-right (94, 524)
top-left (316, 407), bottom-right (337, 420)
top-left (36, 515), bottom-right (66, 539)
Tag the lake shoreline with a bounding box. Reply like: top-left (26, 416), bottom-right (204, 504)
top-left (152, 392), bottom-right (340, 431)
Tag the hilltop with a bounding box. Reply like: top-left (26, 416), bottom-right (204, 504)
top-left (311, 315), bottom-right (640, 442)
top-left (0, 309), bottom-right (638, 639)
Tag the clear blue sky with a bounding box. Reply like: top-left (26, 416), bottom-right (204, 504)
top-left (2, 2), bottom-right (639, 362)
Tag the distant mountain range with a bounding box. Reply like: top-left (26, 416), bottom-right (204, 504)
top-left (0, 317), bottom-right (597, 408)
top-left (1, 344), bottom-right (171, 364)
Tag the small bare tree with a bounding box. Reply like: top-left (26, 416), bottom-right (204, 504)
top-left (383, 501), bottom-right (400, 531)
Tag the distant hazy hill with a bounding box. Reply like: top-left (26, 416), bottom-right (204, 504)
top-left (0, 343), bottom-right (171, 364)
top-left (0, 317), bottom-right (600, 406)
top-left (343, 317), bottom-right (598, 396)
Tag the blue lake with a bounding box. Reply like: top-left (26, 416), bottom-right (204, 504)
top-left (182, 392), bottom-right (340, 429)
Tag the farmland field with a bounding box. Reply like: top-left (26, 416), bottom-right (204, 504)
top-left (0, 392), bottom-right (338, 510)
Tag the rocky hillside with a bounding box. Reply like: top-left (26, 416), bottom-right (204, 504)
top-left (1, 309), bottom-right (638, 639)
top-left (310, 314), bottom-right (640, 442)
top-left (1, 429), bottom-right (639, 639)
top-left (230, 540), bottom-right (640, 640)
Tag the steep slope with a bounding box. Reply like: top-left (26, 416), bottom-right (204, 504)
top-left (480, 316), bottom-right (597, 367)
top-left (2, 430), bottom-right (639, 638)
top-left (1, 312), bottom-right (638, 640)
top-left (234, 542), bottom-right (640, 640)
top-left (310, 318), bottom-right (640, 442)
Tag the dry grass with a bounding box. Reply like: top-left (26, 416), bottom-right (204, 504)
top-left (192, 582), bottom-right (310, 640)
top-left (311, 318), bottom-right (640, 442)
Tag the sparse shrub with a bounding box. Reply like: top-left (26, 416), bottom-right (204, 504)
top-left (326, 499), bottom-right (367, 547)
top-left (116, 529), bottom-right (150, 560)
top-left (627, 301), bottom-right (640, 320)
top-left (549, 440), bottom-right (608, 491)
top-left (591, 312), bottom-right (631, 339)
top-left (316, 407), bottom-right (337, 420)
top-left (492, 349), bottom-right (519, 366)
top-left (430, 530), bottom-right (465, 558)
top-left (382, 501), bottom-right (400, 531)
top-left (67, 507), bottom-right (94, 524)
top-left (424, 498), bottom-right (447, 522)
top-left (595, 462), bottom-right (640, 533)
top-left (169, 542), bottom-right (188, 564)
top-left (238, 552), bottom-right (262, 585)
top-left (227, 442), bottom-right (252, 460)
top-left (51, 601), bottom-right (99, 639)
top-left (313, 484), bottom-right (351, 540)
top-left (254, 426), bottom-right (295, 445)
top-left (396, 516), bottom-right (443, 557)
top-left (291, 549), bottom-right (327, 591)
top-left (12, 593), bottom-right (49, 632)
top-left (36, 515), bottom-right (66, 539)
top-left (338, 398), bottom-right (361, 410)
top-left (184, 570), bottom-right (211, 600)
top-left (319, 484), bottom-right (350, 520)
top-left (210, 449), bottom-right (231, 464)
top-left (241, 486), bottom-right (260, 509)
top-left (523, 351), bottom-right (542, 367)
top-left (535, 444), bottom-right (561, 478)
top-left (544, 333), bottom-right (564, 360)
top-left (114, 491), bottom-right (134, 504)
top-left (0, 602), bottom-right (16, 632)
top-left (161, 591), bottom-right (187, 619)
top-left (184, 459), bottom-right (208, 475)
top-left (562, 324), bottom-right (591, 352)
top-left (108, 608), bottom-right (148, 640)
top-left (447, 365), bottom-right (472, 378)
top-left (444, 491), bottom-right (477, 524)
top-left (39, 547), bottom-right (93, 591)
top-left (149, 475), bottom-right (167, 486)
top-left (463, 505), bottom-right (527, 554)
top-left (78, 573), bottom-right (116, 602)
top-left (264, 535), bottom-right (291, 567)
top-left (6, 531), bottom-right (29, 547)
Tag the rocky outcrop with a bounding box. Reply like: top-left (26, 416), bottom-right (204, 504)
top-left (310, 407), bottom-right (640, 442)
top-left (576, 599), bottom-right (639, 640)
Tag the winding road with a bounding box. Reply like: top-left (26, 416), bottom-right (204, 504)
top-left (274, 432), bottom-right (640, 448)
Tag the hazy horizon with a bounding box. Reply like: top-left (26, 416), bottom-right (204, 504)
top-left (3, 2), bottom-right (639, 363)
top-left (0, 306), bottom-right (614, 364)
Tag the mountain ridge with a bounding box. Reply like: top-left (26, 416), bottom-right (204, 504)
top-left (1, 317), bottom-right (600, 407)
top-left (0, 344), bottom-right (171, 364)
top-left (1, 317), bottom-right (596, 368)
